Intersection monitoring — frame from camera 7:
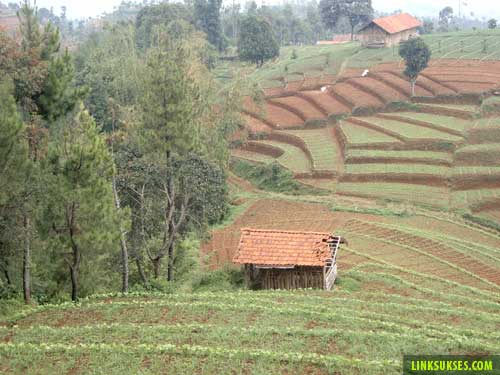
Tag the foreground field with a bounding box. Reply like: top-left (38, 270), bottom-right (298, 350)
top-left (1, 276), bottom-right (498, 374)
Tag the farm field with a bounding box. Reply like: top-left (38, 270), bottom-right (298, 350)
top-left (349, 117), bottom-right (463, 142)
top-left (335, 182), bottom-right (451, 208)
top-left (284, 128), bottom-right (340, 172)
top-left (258, 140), bottom-right (311, 173)
top-left (345, 149), bottom-right (453, 165)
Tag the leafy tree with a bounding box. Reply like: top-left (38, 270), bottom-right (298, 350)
top-left (399, 37), bottom-right (431, 97)
top-left (488, 19), bottom-right (497, 29)
top-left (194, 0), bottom-right (226, 51)
top-left (438, 6), bottom-right (453, 32)
top-left (238, 15), bottom-right (279, 67)
top-left (135, 3), bottom-right (193, 49)
top-left (420, 20), bottom-right (434, 34)
top-left (43, 107), bottom-right (120, 301)
top-left (319, 0), bottom-right (372, 40)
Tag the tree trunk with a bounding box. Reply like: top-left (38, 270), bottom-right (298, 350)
top-left (136, 257), bottom-right (148, 285)
top-left (166, 163), bottom-right (175, 282)
top-left (350, 24), bottom-right (355, 41)
top-left (112, 176), bottom-right (129, 293)
top-left (2, 259), bottom-right (11, 285)
top-left (70, 264), bottom-right (79, 302)
top-left (153, 258), bottom-right (161, 279)
top-left (167, 240), bottom-right (174, 282)
top-left (411, 79), bottom-right (416, 97)
top-left (23, 215), bottom-right (31, 304)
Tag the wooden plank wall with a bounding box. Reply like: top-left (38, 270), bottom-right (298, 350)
top-left (259, 266), bottom-right (325, 289)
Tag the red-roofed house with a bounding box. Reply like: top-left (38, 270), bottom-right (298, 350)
top-left (358, 13), bottom-right (422, 48)
top-left (0, 14), bottom-right (20, 37)
top-left (233, 228), bottom-right (346, 290)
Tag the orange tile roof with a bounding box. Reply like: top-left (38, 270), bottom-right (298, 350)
top-left (362, 13), bottom-right (422, 35)
top-left (233, 228), bottom-right (336, 267)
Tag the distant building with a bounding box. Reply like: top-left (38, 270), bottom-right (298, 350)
top-left (233, 228), bottom-right (345, 290)
top-left (358, 13), bottom-right (422, 48)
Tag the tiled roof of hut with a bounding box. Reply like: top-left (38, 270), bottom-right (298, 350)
top-left (233, 228), bottom-right (335, 267)
top-left (360, 13), bottom-right (422, 34)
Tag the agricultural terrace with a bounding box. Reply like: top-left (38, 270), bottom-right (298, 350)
top-left (3, 197), bottom-right (499, 374)
top-left (232, 44), bottom-right (500, 214)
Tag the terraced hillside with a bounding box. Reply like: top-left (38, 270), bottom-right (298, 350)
top-left (3, 198), bottom-right (500, 374)
top-left (233, 77), bottom-right (500, 216)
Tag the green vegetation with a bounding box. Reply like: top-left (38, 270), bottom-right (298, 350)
top-left (359, 117), bottom-right (463, 141)
top-left (394, 112), bottom-right (473, 133)
top-left (344, 164), bottom-right (450, 176)
top-left (346, 149), bottom-right (453, 164)
top-left (259, 140), bottom-right (311, 173)
top-left (336, 183), bottom-right (450, 207)
top-left (284, 128), bottom-right (339, 171)
top-left (237, 16), bottom-right (280, 67)
top-left (230, 159), bottom-right (321, 194)
top-left (339, 122), bottom-right (401, 144)
top-left (399, 38), bottom-right (431, 96)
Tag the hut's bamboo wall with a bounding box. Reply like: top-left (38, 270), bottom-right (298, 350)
top-left (258, 266), bottom-right (325, 290)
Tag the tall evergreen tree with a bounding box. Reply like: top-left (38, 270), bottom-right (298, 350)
top-left (43, 108), bottom-right (120, 301)
top-left (140, 39), bottom-right (202, 280)
top-left (194, 0), bottom-right (226, 51)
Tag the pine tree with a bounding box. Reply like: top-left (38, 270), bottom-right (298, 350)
top-left (140, 40), bottom-right (202, 281)
top-left (43, 107), bottom-right (120, 301)
top-left (0, 79), bottom-right (31, 302)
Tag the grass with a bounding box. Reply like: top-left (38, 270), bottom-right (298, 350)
top-left (419, 103), bottom-right (480, 113)
top-left (344, 163), bottom-right (450, 176)
top-left (345, 149), bottom-right (453, 164)
top-left (339, 121), bottom-right (401, 145)
top-left (453, 166), bottom-right (500, 175)
top-left (283, 128), bottom-right (339, 172)
top-left (229, 159), bottom-right (322, 195)
top-left (231, 149), bottom-right (275, 164)
top-left (336, 182), bottom-right (450, 207)
top-left (258, 140), bottom-right (311, 173)
top-left (359, 117), bottom-right (463, 142)
top-left (1, 278), bottom-right (498, 374)
top-left (452, 189), bottom-right (500, 207)
top-left (393, 112), bottom-right (474, 133)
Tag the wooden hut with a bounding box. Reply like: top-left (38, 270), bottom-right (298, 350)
top-left (358, 13), bottom-right (422, 48)
top-left (233, 228), bottom-right (345, 290)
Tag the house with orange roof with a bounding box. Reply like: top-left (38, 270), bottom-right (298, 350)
top-left (233, 228), bottom-right (346, 290)
top-left (358, 13), bottom-right (422, 48)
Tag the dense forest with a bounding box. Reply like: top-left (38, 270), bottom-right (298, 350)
top-left (0, 0), bottom-right (254, 303)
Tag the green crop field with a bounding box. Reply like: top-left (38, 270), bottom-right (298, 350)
top-left (453, 166), bottom-right (500, 175)
top-left (339, 122), bottom-right (401, 145)
top-left (457, 143), bottom-right (500, 153)
top-left (344, 163), bottom-right (450, 176)
top-left (358, 117), bottom-right (463, 142)
top-left (284, 128), bottom-right (339, 172)
top-left (259, 140), bottom-right (312, 173)
top-left (394, 112), bottom-right (474, 133)
top-left (1, 271), bottom-right (499, 375)
top-left (345, 149), bottom-right (453, 164)
top-left (419, 103), bottom-right (480, 113)
top-left (452, 188), bottom-right (500, 207)
top-left (336, 182), bottom-right (450, 207)
top-left (348, 29), bottom-right (500, 68)
top-left (231, 149), bottom-right (276, 164)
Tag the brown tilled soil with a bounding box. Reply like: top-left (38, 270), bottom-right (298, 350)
top-left (270, 96), bottom-right (326, 120)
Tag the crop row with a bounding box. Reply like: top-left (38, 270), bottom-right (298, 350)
top-left (0, 342), bottom-right (397, 370)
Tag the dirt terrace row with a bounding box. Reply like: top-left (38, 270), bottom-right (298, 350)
top-left (242, 60), bottom-right (500, 132)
